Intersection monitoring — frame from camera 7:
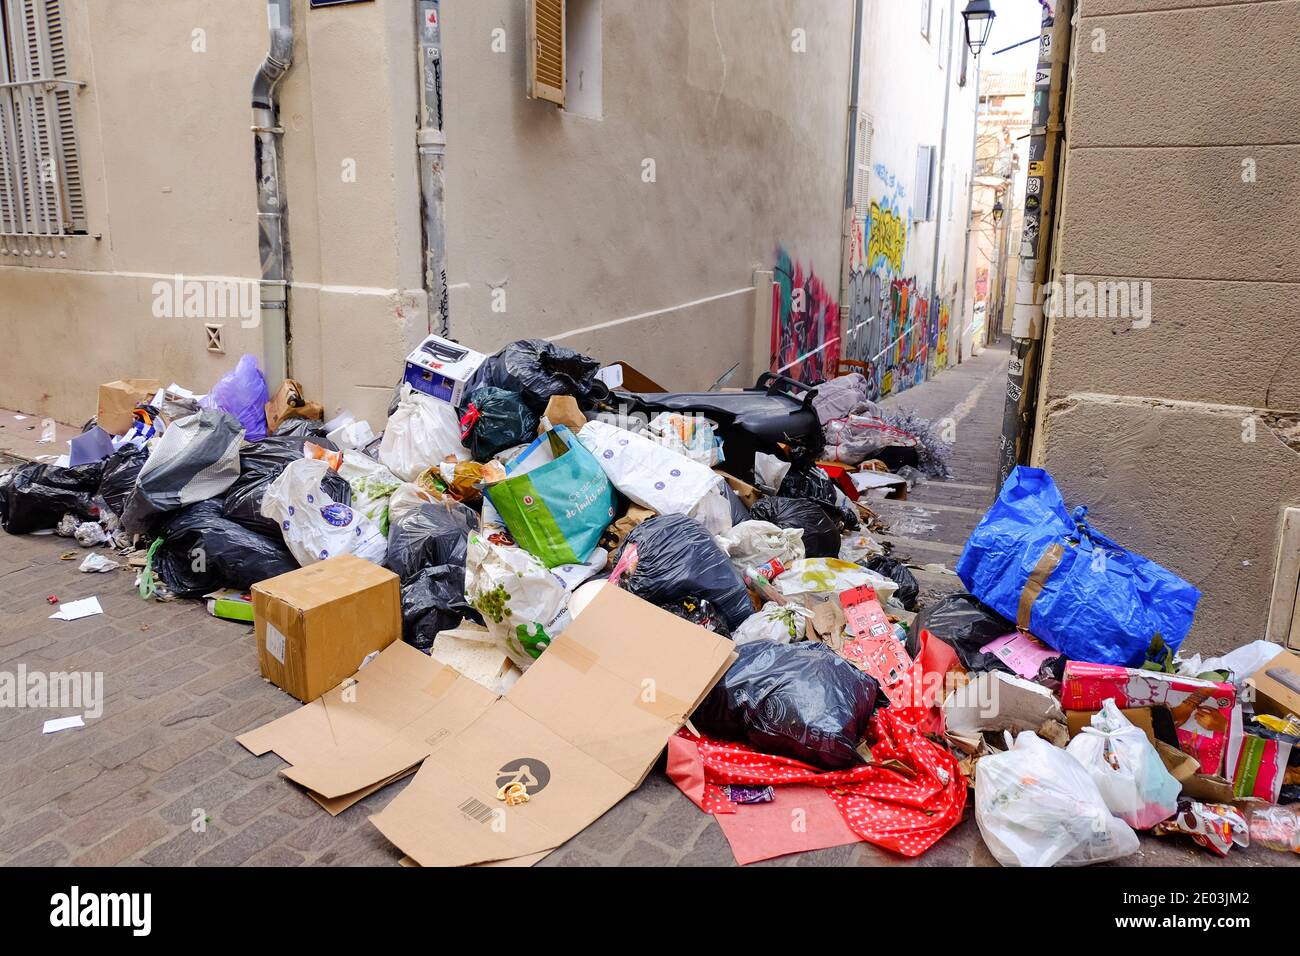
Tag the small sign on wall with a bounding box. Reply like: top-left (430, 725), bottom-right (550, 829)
top-left (310, 0), bottom-right (372, 8)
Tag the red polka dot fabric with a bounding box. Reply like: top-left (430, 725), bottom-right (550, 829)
top-left (682, 707), bottom-right (966, 857)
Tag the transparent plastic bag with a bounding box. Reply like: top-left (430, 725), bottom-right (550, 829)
top-left (975, 730), bottom-right (1139, 867)
top-left (1065, 699), bottom-right (1181, 830)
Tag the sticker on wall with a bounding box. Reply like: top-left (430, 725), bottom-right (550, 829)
top-left (1035, 68), bottom-right (1051, 87)
top-left (1027, 176), bottom-right (1044, 197)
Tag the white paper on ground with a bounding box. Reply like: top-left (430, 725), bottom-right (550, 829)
top-left (42, 715), bottom-right (85, 734)
top-left (49, 597), bottom-right (103, 621)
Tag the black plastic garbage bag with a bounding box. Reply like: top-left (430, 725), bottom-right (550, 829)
top-left (467, 338), bottom-right (602, 413)
top-left (2, 460), bottom-right (104, 534)
top-left (273, 417), bottom-right (330, 440)
top-left (400, 563), bottom-right (481, 651)
top-left (658, 596), bottom-right (733, 637)
top-left (865, 555), bottom-right (921, 611)
top-left (385, 500), bottom-right (478, 584)
top-left (748, 496), bottom-right (840, 559)
top-left (912, 592), bottom-right (1019, 673)
top-left (152, 499), bottom-right (297, 598)
top-left (722, 481), bottom-right (751, 526)
top-left (616, 514), bottom-right (753, 630)
top-left (779, 465), bottom-right (859, 531)
top-left (222, 434), bottom-right (342, 538)
top-left (693, 640), bottom-right (879, 770)
top-left (458, 387), bottom-right (539, 461)
top-left (97, 445), bottom-right (150, 518)
top-left (122, 409), bottom-right (243, 534)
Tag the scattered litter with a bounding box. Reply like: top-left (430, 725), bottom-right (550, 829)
top-left (79, 553), bottom-right (121, 574)
top-left (42, 715), bottom-right (86, 734)
top-left (49, 597), bottom-right (103, 621)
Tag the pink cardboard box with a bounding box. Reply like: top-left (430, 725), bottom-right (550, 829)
top-left (1061, 661), bottom-right (1235, 775)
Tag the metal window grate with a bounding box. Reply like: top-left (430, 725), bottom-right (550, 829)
top-left (0, 0), bottom-right (85, 242)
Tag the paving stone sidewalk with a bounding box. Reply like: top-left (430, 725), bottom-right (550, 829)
top-left (0, 355), bottom-right (1294, 867)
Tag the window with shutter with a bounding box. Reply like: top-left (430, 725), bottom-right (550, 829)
top-left (853, 111), bottom-right (873, 222)
top-left (527, 0), bottom-right (565, 107)
top-left (0, 0), bottom-right (86, 242)
top-left (913, 145), bottom-right (935, 222)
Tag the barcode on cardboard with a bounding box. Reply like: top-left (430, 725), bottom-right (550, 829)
top-left (459, 797), bottom-right (495, 825)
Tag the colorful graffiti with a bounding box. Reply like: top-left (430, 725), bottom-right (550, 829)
top-left (866, 199), bottom-right (906, 274)
top-left (771, 246), bottom-right (840, 384)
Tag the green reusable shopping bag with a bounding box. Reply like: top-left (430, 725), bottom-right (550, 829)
top-left (485, 425), bottom-right (616, 568)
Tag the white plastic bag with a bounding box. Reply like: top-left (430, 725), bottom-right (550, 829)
top-left (774, 558), bottom-right (898, 607)
top-left (732, 602), bottom-right (811, 645)
top-left (261, 458), bottom-right (387, 567)
top-left (975, 731), bottom-right (1139, 867)
top-left (336, 451), bottom-right (401, 535)
top-left (464, 531), bottom-right (572, 671)
top-left (577, 419), bottom-right (720, 517)
top-left (686, 482), bottom-right (734, 536)
top-left (379, 384), bottom-right (470, 481)
top-left (1065, 699), bottom-right (1181, 830)
top-left (716, 520), bottom-right (805, 573)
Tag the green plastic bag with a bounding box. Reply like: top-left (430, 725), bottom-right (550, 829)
top-left (485, 425), bottom-right (615, 568)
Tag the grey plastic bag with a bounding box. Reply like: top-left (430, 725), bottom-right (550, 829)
top-left (122, 409), bottom-right (243, 533)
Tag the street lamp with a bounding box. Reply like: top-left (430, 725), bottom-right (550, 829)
top-left (992, 200), bottom-right (1005, 224)
top-left (962, 0), bottom-right (997, 56)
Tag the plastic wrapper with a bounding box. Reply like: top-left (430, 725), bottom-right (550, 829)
top-left (658, 596), bottom-right (732, 637)
top-left (385, 499), bottom-right (477, 584)
top-left (261, 458), bottom-right (386, 566)
top-left (774, 557), bottom-right (899, 607)
top-left (335, 451), bottom-right (401, 536)
top-left (864, 555), bottom-right (920, 611)
top-left (467, 338), bottom-right (602, 413)
top-left (1153, 799), bottom-right (1250, 857)
top-left (199, 353), bottom-right (269, 442)
top-left (464, 531), bottom-right (572, 670)
top-left (1065, 700), bottom-right (1181, 830)
top-left (458, 387), bottom-right (539, 461)
top-left (732, 602), bottom-right (811, 645)
top-left (122, 409), bottom-right (244, 533)
top-left (151, 499), bottom-right (298, 598)
top-left (912, 592), bottom-right (1018, 673)
top-left (715, 519), bottom-right (805, 574)
top-left (379, 384), bottom-right (471, 481)
top-left (2, 460), bottom-right (104, 534)
top-left (387, 482), bottom-right (442, 526)
top-left (693, 639), bottom-right (879, 770)
top-left (646, 412), bottom-right (722, 466)
top-left (97, 445), bottom-right (150, 518)
top-left (778, 465), bottom-right (859, 531)
top-left (612, 513), bottom-right (753, 630)
top-left (400, 563), bottom-right (480, 652)
top-left (975, 731), bottom-right (1140, 867)
top-left (748, 496), bottom-right (840, 559)
top-left (222, 434), bottom-right (341, 537)
top-left (822, 413), bottom-right (909, 466)
top-left (1247, 805), bottom-right (1300, 853)
top-left (578, 419), bottom-right (721, 518)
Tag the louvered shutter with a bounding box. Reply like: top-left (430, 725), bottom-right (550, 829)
top-left (527, 0), bottom-right (565, 107)
top-left (853, 111), bottom-right (872, 221)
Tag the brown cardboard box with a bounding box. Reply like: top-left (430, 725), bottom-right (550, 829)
top-left (369, 585), bottom-right (737, 867)
top-left (238, 639), bottom-right (496, 813)
top-left (97, 378), bottom-right (164, 435)
top-left (252, 555), bottom-right (400, 703)
top-left (1246, 650), bottom-right (1300, 721)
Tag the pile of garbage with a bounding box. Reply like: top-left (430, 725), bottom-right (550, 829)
top-left (5, 337), bottom-right (1297, 867)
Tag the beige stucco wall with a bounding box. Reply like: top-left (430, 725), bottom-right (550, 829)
top-left (1034, 0), bottom-right (1300, 654)
top-left (439, 0), bottom-right (854, 390)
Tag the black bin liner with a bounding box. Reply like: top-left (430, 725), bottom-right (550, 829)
top-left (912, 592), bottom-right (1020, 673)
top-left (98, 445), bottom-right (150, 519)
top-left (658, 596), bottom-right (732, 637)
top-left (615, 513), bottom-right (752, 630)
top-left (693, 639), bottom-right (879, 770)
top-left (458, 387), bottom-right (539, 461)
top-left (865, 555), bottom-right (920, 611)
top-left (2, 460), bottom-right (104, 534)
top-left (401, 564), bottom-right (481, 651)
top-left (385, 500), bottom-right (479, 584)
top-left (779, 465), bottom-right (859, 532)
top-left (222, 434), bottom-right (342, 538)
top-left (152, 499), bottom-right (297, 598)
top-left (749, 496), bottom-right (840, 559)
top-left (467, 339), bottom-right (602, 414)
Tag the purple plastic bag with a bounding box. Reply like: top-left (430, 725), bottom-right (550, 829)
top-left (200, 354), bottom-right (269, 441)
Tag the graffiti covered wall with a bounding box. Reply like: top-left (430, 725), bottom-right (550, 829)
top-left (770, 246), bottom-right (841, 383)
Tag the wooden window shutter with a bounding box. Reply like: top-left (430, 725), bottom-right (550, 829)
top-left (853, 111), bottom-right (873, 221)
top-left (527, 0), bottom-right (565, 107)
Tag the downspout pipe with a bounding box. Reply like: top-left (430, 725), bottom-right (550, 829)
top-left (416, 0), bottom-right (449, 336)
top-left (252, 0), bottom-right (294, 382)
top-left (836, 0), bottom-right (866, 321)
top-left (928, 0), bottom-right (958, 367)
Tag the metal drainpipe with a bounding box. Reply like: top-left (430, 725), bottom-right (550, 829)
top-left (416, 0), bottom-right (449, 336)
top-left (252, 0), bottom-right (295, 382)
top-left (995, 0), bottom-right (1072, 490)
top-left (955, 64), bottom-right (982, 360)
top-left (927, 0), bottom-right (958, 358)
top-left (837, 0), bottom-right (866, 315)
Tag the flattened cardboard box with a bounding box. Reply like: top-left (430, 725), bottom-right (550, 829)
top-left (369, 585), bottom-right (738, 867)
top-left (252, 554), bottom-right (401, 703)
top-left (238, 639), bottom-right (497, 814)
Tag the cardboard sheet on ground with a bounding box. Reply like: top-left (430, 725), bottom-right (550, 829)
top-left (666, 734), bottom-right (859, 865)
top-left (237, 641), bottom-right (497, 814)
top-left (369, 586), bottom-right (737, 867)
